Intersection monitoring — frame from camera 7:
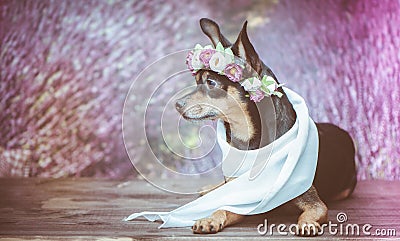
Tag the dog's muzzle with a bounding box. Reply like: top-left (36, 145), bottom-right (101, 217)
top-left (175, 99), bottom-right (186, 112)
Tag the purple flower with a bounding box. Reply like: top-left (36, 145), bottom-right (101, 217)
top-left (199, 49), bottom-right (216, 67)
top-left (224, 63), bottom-right (243, 82)
top-left (186, 50), bottom-right (195, 75)
top-left (250, 89), bottom-right (265, 102)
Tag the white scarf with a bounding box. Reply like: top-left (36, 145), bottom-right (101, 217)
top-left (125, 87), bottom-right (319, 228)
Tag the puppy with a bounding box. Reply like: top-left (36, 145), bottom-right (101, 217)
top-left (175, 18), bottom-right (357, 236)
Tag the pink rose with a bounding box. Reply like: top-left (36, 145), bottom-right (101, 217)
top-left (186, 51), bottom-right (196, 75)
top-left (250, 89), bottom-right (265, 102)
top-left (199, 49), bottom-right (216, 67)
top-left (224, 63), bottom-right (243, 82)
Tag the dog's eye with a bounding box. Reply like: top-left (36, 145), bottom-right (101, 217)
top-left (206, 79), bottom-right (217, 88)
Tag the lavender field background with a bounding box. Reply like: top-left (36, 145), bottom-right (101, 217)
top-left (1, 0), bottom-right (399, 179)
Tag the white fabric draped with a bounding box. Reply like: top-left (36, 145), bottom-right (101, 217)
top-left (125, 87), bottom-right (319, 228)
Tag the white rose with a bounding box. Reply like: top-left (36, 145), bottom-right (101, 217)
top-left (241, 77), bottom-right (262, 91)
top-left (209, 52), bottom-right (227, 73)
top-left (263, 76), bottom-right (277, 93)
top-left (224, 47), bottom-right (235, 64)
top-left (191, 50), bottom-right (204, 70)
top-left (266, 82), bottom-right (277, 93)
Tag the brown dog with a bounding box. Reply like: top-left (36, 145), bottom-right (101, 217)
top-left (175, 18), bottom-right (357, 236)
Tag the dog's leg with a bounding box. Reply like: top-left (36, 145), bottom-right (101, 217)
top-left (192, 210), bottom-right (244, 234)
top-left (199, 181), bottom-right (225, 196)
top-left (291, 185), bottom-right (328, 236)
top-left (199, 177), bottom-right (236, 196)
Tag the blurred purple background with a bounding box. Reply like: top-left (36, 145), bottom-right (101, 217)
top-left (1, 0), bottom-right (399, 179)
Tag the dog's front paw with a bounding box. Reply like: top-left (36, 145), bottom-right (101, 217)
top-left (192, 217), bottom-right (224, 234)
top-left (296, 220), bottom-right (321, 236)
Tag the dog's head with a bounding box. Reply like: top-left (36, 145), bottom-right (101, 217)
top-left (175, 18), bottom-right (277, 125)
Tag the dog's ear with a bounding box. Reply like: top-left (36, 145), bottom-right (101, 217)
top-left (200, 18), bottom-right (231, 48)
top-left (231, 21), bottom-right (262, 75)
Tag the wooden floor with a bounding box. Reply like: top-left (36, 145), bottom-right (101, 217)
top-left (0, 178), bottom-right (399, 240)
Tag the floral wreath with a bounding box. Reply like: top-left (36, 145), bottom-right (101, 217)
top-left (186, 42), bottom-right (283, 102)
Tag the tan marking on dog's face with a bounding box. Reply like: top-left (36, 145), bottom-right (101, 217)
top-left (178, 72), bottom-right (255, 142)
top-left (195, 72), bottom-right (201, 83)
top-left (201, 71), bottom-right (208, 83)
top-left (177, 88), bottom-right (220, 121)
top-left (223, 86), bottom-right (254, 141)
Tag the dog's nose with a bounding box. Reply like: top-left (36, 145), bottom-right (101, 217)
top-left (175, 99), bottom-right (186, 110)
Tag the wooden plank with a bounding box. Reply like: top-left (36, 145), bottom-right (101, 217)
top-left (0, 178), bottom-right (399, 240)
